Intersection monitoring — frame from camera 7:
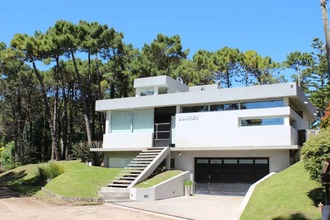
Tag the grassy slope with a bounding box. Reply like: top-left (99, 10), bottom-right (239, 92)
top-left (240, 162), bottom-right (322, 220)
top-left (134, 170), bottom-right (184, 188)
top-left (0, 163), bottom-right (42, 195)
top-left (40, 161), bottom-right (122, 197)
top-left (0, 160), bottom-right (122, 198)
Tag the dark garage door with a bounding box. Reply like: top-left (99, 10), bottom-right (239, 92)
top-left (194, 157), bottom-right (269, 195)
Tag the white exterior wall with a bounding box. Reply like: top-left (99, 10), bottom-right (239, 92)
top-left (172, 150), bottom-right (290, 173)
top-left (104, 151), bottom-right (139, 168)
top-left (130, 171), bottom-right (190, 201)
top-left (175, 107), bottom-right (295, 148)
top-left (103, 132), bottom-right (153, 149)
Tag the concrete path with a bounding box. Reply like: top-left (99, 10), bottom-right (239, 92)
top-left (114, 194), bottom-right (244, 220)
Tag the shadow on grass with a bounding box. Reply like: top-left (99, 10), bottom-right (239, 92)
top-left (0, 170), bottom-right (42, 196)
top-left (272, 213), bottom-right (309, 220)
top-left (307, 187), bottom-right (325, 206)
top-left (0, 171), bottom-right (27, 186)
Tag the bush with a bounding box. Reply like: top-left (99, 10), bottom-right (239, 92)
top-left (301, 128), bottom-right (330, 182)
top-left (36, 162), bottom-right (65, 184)
top-left (184, 180), bottom-right (193, 186)
top-left (71, 141), bottom-right (103, 166)
top-left (0, 141), bottom-right (20, 171)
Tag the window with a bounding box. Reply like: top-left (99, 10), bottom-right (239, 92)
top-left (241, 117), bottom-right (284, 126)
top-left (132, 110), bottom-right (154, 132)
top-left (196, 159), bottom-right (209, 164)
top-left (111, 111), bottom-right (131, 133)
top-left (140, 87), bottom-right (154, 96)
top-left (223, 159), bottom-right (238, 164)
top-left (240, 100), bottom-right (283, 110)
top-left (111, 110), bottom-right (154, 133)
top-left (210, 159), bottom-right (222, 164)
top-left (182, 105), bottom-right (209, 113)
top-left (290, 105), bottom-right (303, 118)
top-left (239, 159), bottom-right (254, 164)
top-left (158, 87), bottom-right (168, 94)
top-left (255, 159), bottom-right (268, 164)
top-left (210, 103), bottom-right (239, 111)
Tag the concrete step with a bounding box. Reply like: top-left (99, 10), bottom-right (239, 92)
top-left (133, 158), bottom-right (154, 161)
top-left (120, 173), bottom-right (140, 176)
top-left (136, 155), bottom-right (157, 158)
top-left (116, 176), bottom-right (136, 180)
top-left (100, 187), bottom-right (130, 192)
top-left (139, 152), bottom-right (159, 155)
top-left (146, 147), bottom-right (165, 150)
top-left (127, 164), bottom-right (149, 167)
top-left (129, 160), bottom-right (152, 164)
top-left (108, 183), bottom-right (129, 187)
top-left (99, 190), bottom-right (130, 200)
top-left (141, 149), bottom-right (162, 153)
top-left (124, 167), bottom-right (145, 170)
top-left (112, 179), bottom-right (133, 184)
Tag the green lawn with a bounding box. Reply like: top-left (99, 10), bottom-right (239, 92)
top-left (0, 160), bottom-right (122, 198)
top-left (40, 161), bottom-right (122, 198)
top-left (0, 159), bottom-right (324, 219)
top-left (134, 170), bottom-right (184, 188)
top-left (240, 161), bottom-right (322, 220)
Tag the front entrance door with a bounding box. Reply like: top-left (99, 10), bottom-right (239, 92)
top-left (154, 107), bottom-right (176, 147)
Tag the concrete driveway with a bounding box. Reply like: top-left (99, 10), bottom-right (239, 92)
top-left (114, 194), bottom-right (244, 220)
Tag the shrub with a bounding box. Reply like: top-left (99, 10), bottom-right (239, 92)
top-left (0, 141), bottom-right (20, 171)
top-left (36, 162), bottom-right (65, 184)
top-left (184, 180), bottom-right (193, 186)
top-left (301, 128), bottom-right (330, 182)
top-left (71, 141), bottom-right (103, 166)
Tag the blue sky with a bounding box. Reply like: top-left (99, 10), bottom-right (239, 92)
top-left (0, 0), bottom-right (324, 73)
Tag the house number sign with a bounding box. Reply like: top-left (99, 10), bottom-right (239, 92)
top-left (178, 115), bottom-right (199, 121)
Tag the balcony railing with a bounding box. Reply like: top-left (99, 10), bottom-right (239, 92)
top-left (154, 123), bottom-right (171, 141)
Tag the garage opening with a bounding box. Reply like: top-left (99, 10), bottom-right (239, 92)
top-left (194, 157), bottom-right (269, 195)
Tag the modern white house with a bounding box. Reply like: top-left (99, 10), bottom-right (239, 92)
top-left (93, 75), bottom-right (317, 197)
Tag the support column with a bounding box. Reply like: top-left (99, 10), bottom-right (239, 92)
top-left (105, 111), bottom-right (111, 134)
top-left (166, 151), bottom-right (171, 170)
top-left (176, 105), bottom-right (181, 113)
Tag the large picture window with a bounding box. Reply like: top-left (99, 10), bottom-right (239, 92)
top-left (182, 105), bottom-right (209, 113)
top-left (210, 103), bottom-right (239, 111)
top-left (183, 99), bottom-right (283, 114)
top-left (240, 100), bottom-right (283, 110)
top-left (111, 109), bottom-right (154, 133)
top-left (241, 117), bottom-right (284, 126)
top-left (111, 111), bottom-right (131, 133)
top-left (132, 110), bottom-right (154, 132)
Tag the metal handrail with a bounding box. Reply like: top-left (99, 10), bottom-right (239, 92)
top-left (154, 122), bottom-right (170, 140)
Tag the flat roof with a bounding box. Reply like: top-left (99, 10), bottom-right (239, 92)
top-left (96, 82), bottom-right (317, 119)
top-left (90, 145), bottom-right (300, 152)
top-left (134, 75), bottom-right (189, 92)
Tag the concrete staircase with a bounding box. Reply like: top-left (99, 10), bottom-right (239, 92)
top-left (98, 147), bottom-right (170, 201)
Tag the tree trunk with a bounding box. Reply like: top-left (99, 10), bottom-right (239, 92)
top-left (226, 68), bottom-right (230, 88)
top-left (95, 54), bottom-right (105, 137)
top-left (70, 50), bottom-right (92, 147)
top-left (321, 0), bottom-right (330, 75)
top-left (32, 61), bottom-right (61, 160)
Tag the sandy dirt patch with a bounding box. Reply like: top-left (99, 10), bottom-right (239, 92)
top-left (0, 187), bottom-right (173, 220)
